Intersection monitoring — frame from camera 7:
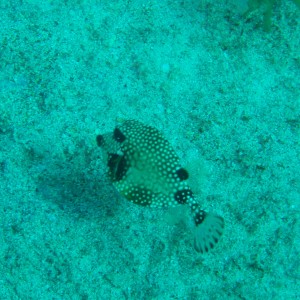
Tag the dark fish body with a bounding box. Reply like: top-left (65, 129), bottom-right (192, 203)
top-left (97, 120), bottom-right (224, 253)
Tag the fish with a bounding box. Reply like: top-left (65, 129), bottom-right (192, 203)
top-left (96, 120), bottom-right (224, 253)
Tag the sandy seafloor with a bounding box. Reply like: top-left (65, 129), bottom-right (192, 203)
top-left (0, 0), bottom-right (299, 299)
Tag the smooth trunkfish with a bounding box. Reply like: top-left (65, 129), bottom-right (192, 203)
top-left (96, 120), bottom-right (224, 253)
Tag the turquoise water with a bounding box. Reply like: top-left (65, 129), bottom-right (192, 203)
top-left (0, 1), bottom-right (299, 299)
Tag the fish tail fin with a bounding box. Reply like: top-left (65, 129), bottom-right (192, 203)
top-left (191, 205), bottom-right (224, 253)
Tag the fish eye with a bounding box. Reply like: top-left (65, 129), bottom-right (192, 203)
top-left (113, 128), bottom-right (126, 143)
